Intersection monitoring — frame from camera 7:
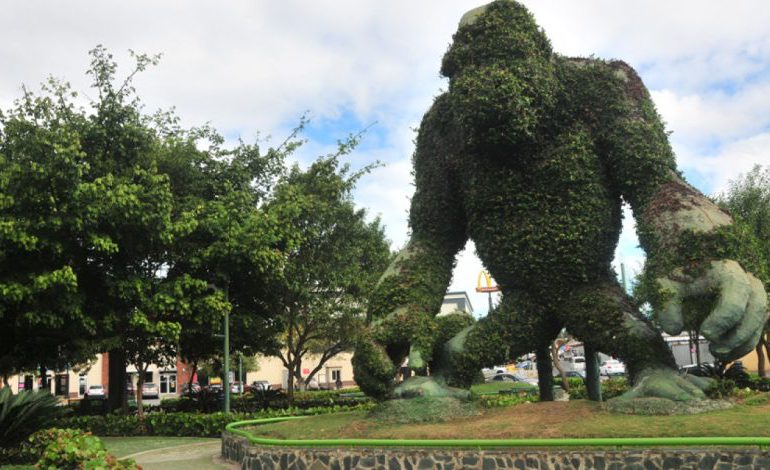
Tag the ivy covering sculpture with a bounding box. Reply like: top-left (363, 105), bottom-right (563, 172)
top-left (352, 0), bottom-right (769, 402)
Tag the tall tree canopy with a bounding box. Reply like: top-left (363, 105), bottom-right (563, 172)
top-left (264, 150), bottom-right (392, 401)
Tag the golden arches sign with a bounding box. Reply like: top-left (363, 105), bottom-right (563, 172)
top-left (475, 270), bottom-right (500, 293)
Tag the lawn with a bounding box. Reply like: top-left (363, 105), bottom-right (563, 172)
top-left (245, 394), bottom-right (770, 441)
top-left (100, 436), bottom-right (219, 458)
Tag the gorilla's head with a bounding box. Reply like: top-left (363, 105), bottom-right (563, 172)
top-left (442, 1), bottom-right (559, 152)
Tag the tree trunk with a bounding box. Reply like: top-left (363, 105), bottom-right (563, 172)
top-left (535, 345), bottom-right (554, 401)
top-left (39, 365), bottom-right (48, 393)
top-left (107, 348), bottom-right (127, 414)
top-left (764, 333), bottom-right (770, 378)
top-left (756, 340), bottom-right (766, 378)
top-left (694, 328), bottom-right (702, 367)
top-left (188, 360), bottom-right (198, 392)
top-left (2, 374), bottom-right (9, 388)
top-left (550, 342), bottom-right (568, 392)
top-left (585, 345), bottom-right (602, 402)
top-left (136, 366), bottom-right (145, 420)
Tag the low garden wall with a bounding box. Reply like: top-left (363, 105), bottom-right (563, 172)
top-left (221, 433), bottom-right (770, 469)
top-left (222, 418), bottom-right (770, 470)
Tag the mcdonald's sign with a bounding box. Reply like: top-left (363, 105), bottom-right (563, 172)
top-left (476, 271), bottom-right (500, 293)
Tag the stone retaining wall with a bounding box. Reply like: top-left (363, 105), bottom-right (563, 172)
top-left (222, 432), bottom-right (770, 469)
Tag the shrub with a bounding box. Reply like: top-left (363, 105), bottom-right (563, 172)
top-left (24, 428), bottom-right (138, 469)
top-left (705, 378), bottom-right (736, 399)
top-left (601, 377), bottom-right (630, 399)
top-left (56, 403), bottom-right (373, 437)
top-left (0, 388), bottom-right (67, 447)
top-left (477, 393), bottom-right (538, 408)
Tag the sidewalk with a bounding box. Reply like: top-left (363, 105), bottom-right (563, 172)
top-left (124, 441), bottom-right (238, 470)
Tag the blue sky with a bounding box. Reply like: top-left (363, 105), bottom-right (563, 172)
top-left (3, 0), bottom-right (770, 316)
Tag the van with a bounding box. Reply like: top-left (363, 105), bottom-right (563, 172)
top-left (570, 356), bottom-right (586, 372)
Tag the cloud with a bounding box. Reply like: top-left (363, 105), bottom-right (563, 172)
top-left (3, 0), bottom-right (770, 319)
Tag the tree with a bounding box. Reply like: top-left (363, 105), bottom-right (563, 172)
top-left (716, 165), bottom-right (770, 376)
top-left (0, 76), bottom-right (101, 388)
top-left (263, 150), bottom-right (392, 402)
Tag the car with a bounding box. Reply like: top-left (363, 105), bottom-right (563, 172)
top-left (679, 363), bottom-right (715, 377)
top-left (570, 356), bottom-right (586, 372)
top-left (249, 380), bottom-right (271, 392)
top-left (516, 361), bottom-right (534, 370)
top-left (85, 384), bottom-right (106, 399)
top-left (488, 373), bottom-right (538, 386)
top-left (180, 383), bottom-right (201, 396)
top-left (141, 382), bottom-right (160, 399)
top-left (600, 359), bottom-right (626, 376)
top-left (126, 381), bottom-right (136, 397)
top-left (230, 382), bottom-right (244, 393)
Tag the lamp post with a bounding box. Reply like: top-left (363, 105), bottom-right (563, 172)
top-left (223, 307), bottom-right (230, 413)
top-left (211, 283), bottom-right (231, 414)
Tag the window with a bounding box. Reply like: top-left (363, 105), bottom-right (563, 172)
top-left (79, 375), bottom-right (87, 396)
top-left (160, 374), bottom-right (177, 394)
top-left (331, 369), bottom-right (341, 382)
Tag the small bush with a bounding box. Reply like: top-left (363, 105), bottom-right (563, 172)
top-left (27, 428), bottom-right (138, 469)
top-left (0, 388), bottom-right (67, 447)
top-left (705, 379), bottom-right (736, 399)
top-left (56, 403), bottom-right (373, 437)
top-left (476, 393), bottom-right (538, 408)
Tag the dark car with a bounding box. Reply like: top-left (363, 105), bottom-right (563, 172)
top-left (180, 383), bottom-right (201, 396)
top-left (489, 373), bottom-right (538, 386)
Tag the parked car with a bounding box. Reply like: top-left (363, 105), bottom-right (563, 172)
top-left (249, 380), bottom-right (271, 392)
top-left (570, 356), bottom-right (586, 372)
top-left (488, 373), bottom-right (538, 386)
top-left (141, 382), bottom-right (160, 399)
top-left (126, 382), bottom-right (136, 398)
top-left (516, 360), bottom-right (534, 370)
top-left (180, 383), bottom-right (201, 396)
top-left (600, 359), bottom-right (626, 376)
top-left (230, 382), bottom-right (244, 393)
top-left (679, 363), bottom-right (716, 377)
top-left (85, 385), bottom-right (106, 399)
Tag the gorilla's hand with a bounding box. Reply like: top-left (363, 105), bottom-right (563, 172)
top-left (657, 260), bottom-right (768, 362)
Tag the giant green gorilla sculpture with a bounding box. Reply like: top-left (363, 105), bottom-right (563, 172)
top-left (353, 0), bottom-right (768, 402)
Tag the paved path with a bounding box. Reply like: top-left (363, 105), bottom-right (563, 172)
top-left (124, 441), bottom-right (238, 470)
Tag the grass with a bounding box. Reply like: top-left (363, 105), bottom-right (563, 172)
top-left (245, 393), bottom-right (770, 441)
top-left (100, 436), bottom-right (218, 458)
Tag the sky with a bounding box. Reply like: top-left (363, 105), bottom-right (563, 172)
top-left (3, 1), bottom-right (770, 316)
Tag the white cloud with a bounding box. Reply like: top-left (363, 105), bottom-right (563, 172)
top-left (3, 0), bottom-right (770, 318)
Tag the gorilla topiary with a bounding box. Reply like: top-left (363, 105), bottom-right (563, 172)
top-left (352, 0), bottom-right (768, 403)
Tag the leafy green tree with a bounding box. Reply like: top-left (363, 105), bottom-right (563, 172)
top-left (263, 150), bottom-right (392, 402)
top-left (0, 76), bottom-right (99, 387)
top-left (716, 165), bottom-right (770, 376)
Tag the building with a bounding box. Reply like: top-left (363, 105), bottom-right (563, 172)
top-left (0, 291), bottom-right (477, 396)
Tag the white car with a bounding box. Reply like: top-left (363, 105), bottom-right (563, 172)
top-left (600, 359), bottom-right (626, 376)
top-left (570, 356), bottom-right (586, 372)
top-left (85, 385), bottom-right (106, 399)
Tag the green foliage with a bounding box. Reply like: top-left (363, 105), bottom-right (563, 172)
top-left (704, 379), bottom-right (736, 400)
top-left (263, 149), bottom-right (391, 400)
top-left (30, 428), bottom-right (138, 470)
top-left (475, 393), bottom-right (538, 409)
top-left (0, 388), bottom-right (66, 447)
top-left (368, 397), bottom-right (478, 424)
top-left (56, 404), bottom-right (372, 437)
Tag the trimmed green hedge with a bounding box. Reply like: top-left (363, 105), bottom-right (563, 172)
top-left (56, 404), bottom-right (372, 437)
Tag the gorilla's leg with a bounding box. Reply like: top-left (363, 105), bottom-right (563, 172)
top-left (562, 281), bottom-right (710, 401)
top-left (437, 294), bottom-right (562, 401)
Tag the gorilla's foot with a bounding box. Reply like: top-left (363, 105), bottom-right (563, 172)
top-left (621, 368), bottom-right (710, 401)
top-left (604, 368), bottom-right (731, 415)
top-left (393, 376), bottom-right (471, 400)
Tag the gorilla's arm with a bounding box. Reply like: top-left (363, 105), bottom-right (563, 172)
top-left (352, 94), bottom-right (468, 399)
top-left (598, 60), bottom-right (767, 362)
